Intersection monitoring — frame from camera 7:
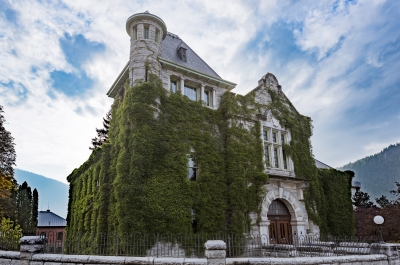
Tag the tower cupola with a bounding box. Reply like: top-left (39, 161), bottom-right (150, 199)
top-left (126, 11), bottom-right (167, 84)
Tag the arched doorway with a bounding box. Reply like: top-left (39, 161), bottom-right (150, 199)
top-left (267, 199), bottom-right (292, 244)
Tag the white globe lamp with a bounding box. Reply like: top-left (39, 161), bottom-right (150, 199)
top-left (373, 215), bottom-right (385, 244)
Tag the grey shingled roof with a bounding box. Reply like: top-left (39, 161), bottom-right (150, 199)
top-left (161, 32), bottom-right (221, 78)
top-left (315, 159), bottom-right (333, 169)
top-left (38, 210), bottom-right (66, 227)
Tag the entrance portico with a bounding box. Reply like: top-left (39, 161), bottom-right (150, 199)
top-left (259, 177), bottom-right (310, 244)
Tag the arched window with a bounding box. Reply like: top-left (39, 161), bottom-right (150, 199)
top-left (267, 200), bottom-right (290, 216)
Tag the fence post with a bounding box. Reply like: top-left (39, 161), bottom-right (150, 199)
top-left (19, 236), bottom-right (46, 265)
top-left (205, 240), bottom-right (226, 265)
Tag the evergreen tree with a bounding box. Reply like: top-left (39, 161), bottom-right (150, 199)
top-left (375, 195), bottom-right (391, 208)
top-left (352, 190), bottom-right (374, 208)
top-left (0, 105), bottom-right (17, 219)
top-left (90, 110), bottom-right (112, 150)
top-left (32, 189), bottom-right (39, 229)
top-left (16, 181), bottom-right (35, 234)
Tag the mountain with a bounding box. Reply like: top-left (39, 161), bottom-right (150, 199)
top-left (339, 143), bottom-right (400, 202)
top-left (14, 169), bottom-right (69, 218)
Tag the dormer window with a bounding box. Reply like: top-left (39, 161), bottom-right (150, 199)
top-left (144, 26), bottom-right (149, 39)
top-left (177, 46), bottom-right (187, 62)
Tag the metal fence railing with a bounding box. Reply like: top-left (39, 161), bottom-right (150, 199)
top-left (1, 230), bottom-right (383, 258)
top-left (40, 232), bottom-right (381, 258)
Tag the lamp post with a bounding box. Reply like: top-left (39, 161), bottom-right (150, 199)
top-left (373, 215), bottom-right (385, 244)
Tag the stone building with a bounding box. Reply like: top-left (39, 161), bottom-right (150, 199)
top-left (105, 11), bottom-right (319, 243)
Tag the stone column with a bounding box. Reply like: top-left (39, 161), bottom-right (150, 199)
top-left (180, 78), bottom-right (185, 95)
top-left (259, 220), bottom-right (270, 245)
top-left (212, 88), bottom-right (216, 108)
top-left (205, 240), bottom-right (226, 265)
top-left (20, 236), bottom-right (46, 265)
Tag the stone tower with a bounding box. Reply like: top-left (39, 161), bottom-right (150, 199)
top-left (126, 11), bottom-right (167, 84)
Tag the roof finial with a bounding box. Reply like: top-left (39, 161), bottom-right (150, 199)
top-left (144, 10), bottom-right (150, 14)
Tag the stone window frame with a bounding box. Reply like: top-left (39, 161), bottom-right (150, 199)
top-left (144, 25), bottom-right (150, 39)
top-left (262, 127), bottom-right (291, 171)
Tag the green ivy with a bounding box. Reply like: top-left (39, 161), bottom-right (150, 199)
top-left (67, 76), bottom-right (355, 247)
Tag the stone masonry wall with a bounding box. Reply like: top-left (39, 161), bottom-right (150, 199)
top-left (0, 237), bottom-right (398, 265)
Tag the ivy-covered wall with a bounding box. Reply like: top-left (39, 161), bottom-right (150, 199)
top-left (67, 75), bottom-right (268, 238)
top-left (66, 75), bottom-right (355, 240)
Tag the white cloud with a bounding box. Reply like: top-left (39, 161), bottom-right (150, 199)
top-left (1, 0), bottom-right (400, 183)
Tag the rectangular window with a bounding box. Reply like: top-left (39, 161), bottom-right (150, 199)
top-left (144, 26), bottom-right (149, 39)
top-left (155, 29), bottom-right (160, 43)
top-left (281, 134), bottom-right (285, 144)
top-left (170, 80), bottom-right (177, 93)
top-left (184, 85), bottom-right (197, 101)
top-left (272, 132), bottom-right (277, 143)
top-left (282, 150), bottom-right (288, 169)
top-left (188, 155), bottom-right (197, 181)
top-left (274, 147), bottom-right (279, 168)
top-left (264, 146), bottom-right (270, 167)
top-left (204, 90), bottom-right (210, 106)
top-left (263, 130), bottom-right (269, 141)
top-left (57, 232), bottom-right (63, 241)
top-left (133, 27), bottom-right (137, 41)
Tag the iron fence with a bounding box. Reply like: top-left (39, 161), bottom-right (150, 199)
top-left (39, 232), bottom-right (381, 258)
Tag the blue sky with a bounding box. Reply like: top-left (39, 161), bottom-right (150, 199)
top-left (0, 0), bottom-right (399, 184)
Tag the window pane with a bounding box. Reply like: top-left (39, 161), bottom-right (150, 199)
top-left (272, 132), bottom-right (277, 143)
top-left (274, 148), bottom-right (279, 168)
top-left (281, 134), bottom-right (285, 144)
top-left (188, 155), bottom-right (197, 181)
top-left (264, 146), bottom-right (270, 167)
top-left (144, 27), bottom-right (149, 39)
top-left (204, 91), bottom-right (210, 106)
top-left (263, 130), bottom-right (269, 141)
top-left (283, 150), bottom-right (287, 169)
top-left (184, 86), bottom-right (197, 101)
top-left (171, 81), bottom-right (177, 93)
top-left (133, 27), bottom-right (137, 41)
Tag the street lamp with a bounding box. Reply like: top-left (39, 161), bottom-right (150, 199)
top-left (373, 215), bottom-right (385, 244)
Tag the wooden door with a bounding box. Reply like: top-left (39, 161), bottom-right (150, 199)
top-left (277, 221), bottom-right (291, 244)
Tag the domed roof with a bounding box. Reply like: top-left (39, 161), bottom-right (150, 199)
top-left (126, 11), bottom-right (167, 40)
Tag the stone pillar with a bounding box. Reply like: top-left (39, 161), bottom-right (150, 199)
top-left (212, 88), bottom-right (216, 108)
top-left (19, 236), bottom-right (46, 265)
top-left (180, 78), bottom-right (185, 95)
top-left (259, 220), bottom-right (270, 245)
top-left (205, 240), bottom-right (226, 265)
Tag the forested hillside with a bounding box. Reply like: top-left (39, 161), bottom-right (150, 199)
top-left (339, 143), bottom-right (400, 201)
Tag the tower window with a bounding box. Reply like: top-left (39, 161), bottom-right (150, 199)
top-left (155, 29), bottom-right (160, 43)
top-left (133, 26), bottom-right (137, 41)
top-left (144, 26), bottom-right (149, 39)
top-left (272, 131), bottom-right (277, 143)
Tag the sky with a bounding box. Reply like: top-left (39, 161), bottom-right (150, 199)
top-left (1, 0), bottom-right (399, 184)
